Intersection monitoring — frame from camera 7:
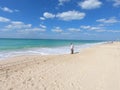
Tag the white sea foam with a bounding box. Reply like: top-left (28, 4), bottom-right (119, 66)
top-left (0, 42), bottom-right (105, 60)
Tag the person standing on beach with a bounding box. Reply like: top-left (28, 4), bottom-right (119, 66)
top-left (70, 43), bottom-right (74, 54)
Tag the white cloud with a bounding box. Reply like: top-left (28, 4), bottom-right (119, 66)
top-left (0, 7), bottom-right (13, 13)
top-left (113, 0), bottom-right (120, 7)
top-left (96, 17), bottom-right (119, 24)
top-left (52, 27), bottom-right (63, 33)
top-left (0, 16), bottom-right (10, 22)
top-left (83, 33), bottom-right (96, 36)
top-left (68, 28), bottom-right (81, 32)
top-left (89, 27), bottom-right (101, 30)
top-left (107, 30), bottom-right (120, 33)
top-left (40, 17), bottom-right (45, 20)
top-left (5, 21), bottom-right (32, 29)
top-left (56, 11), bottom-right (85, 21)
top-left (40, 24), bottom-right (46, 29)
top-left (1, 19), bottom-right (46, 32)
top-left (94, 29), bottom-right (120, 33)
top-left (0, 7), bottom-right (19, 13)
top-left (43, 12), bottom-right (55, 18)
top-left (81, 24), bottom-right (120, 33)
top-left (24, 28), bottom-right (46, 32)
top-left (11, 21), bottom-right (24, 25)
top-left (96, 29), bottom-right (106, 32)
top-left (15, 9), bottom-right (19, 12)
top-left (78, 0), bottom-right (102, 9)
top-left (58, 0), bottom-right (71, 5)
top-left (41, 11), bottom-right (85, 21)
top-left (98, 24), bottom-right (105, 27)
top-left (80, 25), bottom-right (91, 29)
top-left (80, 25), bottom-right (102, 31)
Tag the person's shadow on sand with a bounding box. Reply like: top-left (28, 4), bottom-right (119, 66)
top-left (74, 52), bottom-right (79, 54)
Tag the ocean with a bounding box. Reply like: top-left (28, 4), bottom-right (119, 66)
top-left (0, 38), bottom-right (105, 60)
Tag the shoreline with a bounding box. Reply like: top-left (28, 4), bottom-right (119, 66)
top-left (0, 42), bottom-right (120, 90)
top-left (0, 42), bottom-right (105, 60)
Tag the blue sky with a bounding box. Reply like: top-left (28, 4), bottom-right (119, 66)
top-left (0, 0), bottom-right (120, 40)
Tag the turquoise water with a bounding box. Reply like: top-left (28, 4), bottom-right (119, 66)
top-left (0, 38), bottom-right (103, 51)
top-left (0, 38), bottom-right (104, 59)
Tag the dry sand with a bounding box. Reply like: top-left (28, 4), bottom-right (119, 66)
top-left (0, 42), bottom-right (120, 90)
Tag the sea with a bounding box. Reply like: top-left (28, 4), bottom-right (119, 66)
top-left (0, 38), bottom-right (105, 60)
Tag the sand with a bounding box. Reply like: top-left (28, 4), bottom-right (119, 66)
top-left (0, 42), bottom-right (120, 90)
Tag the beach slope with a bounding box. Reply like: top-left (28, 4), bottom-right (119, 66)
top-left (0, 42), bottom-right (120, 90)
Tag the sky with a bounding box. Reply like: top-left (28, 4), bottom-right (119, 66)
top-left (0, 0), bottom-right (120, 40)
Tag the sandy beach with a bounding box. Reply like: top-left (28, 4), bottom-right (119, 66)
top-left (0, 42), bottom-right (120, 90)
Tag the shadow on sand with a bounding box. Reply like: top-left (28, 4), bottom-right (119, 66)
top-left (74, 52), bottom-right (79, 54)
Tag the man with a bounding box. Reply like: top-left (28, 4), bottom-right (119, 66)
top-left (70, 43), bottom-right (74, 54)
